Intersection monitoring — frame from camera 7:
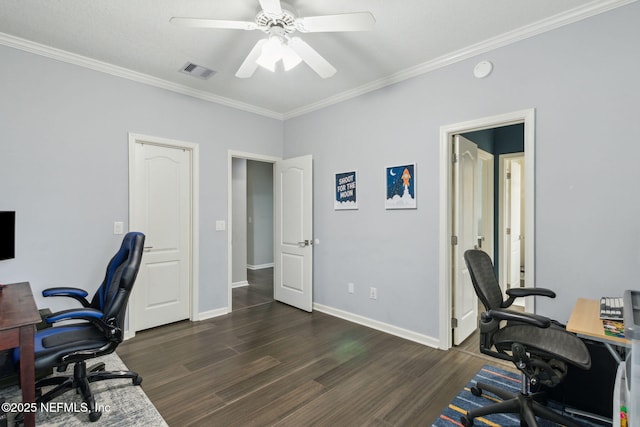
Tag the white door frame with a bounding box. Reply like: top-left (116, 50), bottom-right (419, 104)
top-left (438, 109), bottom-right (535, 350)
top-left (127, 133), bottom-right (200, 338)
top-left (227, 150), bottom-right (281, 312)
top-left (498, 153), bottom-right (525, 298)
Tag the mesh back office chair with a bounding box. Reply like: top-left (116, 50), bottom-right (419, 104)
top-left (13, 232), bottom-right (145, 422)
top-left (461, 249), bottom-right (591, 427)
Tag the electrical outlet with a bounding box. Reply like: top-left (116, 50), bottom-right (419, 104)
top-left (369, 287), bottom-right (377, 300)
top-left (348, 283), bottom-right (354, 294)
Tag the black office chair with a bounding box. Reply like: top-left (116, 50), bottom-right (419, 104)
top-left (461, 249), bottom-right (591, 427)
top-left (13, 231), bottom-right (145, 422)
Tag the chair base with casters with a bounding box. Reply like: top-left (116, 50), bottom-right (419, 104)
top-left (37, 360), bottom-right (141, 422)
top-left (461, 372), bottom-right (582, 427)
top-left (14, 359), bottom-right (142, 424)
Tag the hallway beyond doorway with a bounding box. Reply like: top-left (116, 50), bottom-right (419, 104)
top-left (233, 267), bottom-right (274, 310)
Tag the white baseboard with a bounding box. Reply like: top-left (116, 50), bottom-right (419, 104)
top-left (195, 307), bottom-right (229, 321)
top-left (124, 307), bottom-right (229, 340)
top-left (127, 304), bottom-right (440, 350)
top-left (313, 303), bottom-right (441, 349)
top-left (247, 263), bottom-right (274, 270)
top-left (232, 280), bottom-right (249, 288)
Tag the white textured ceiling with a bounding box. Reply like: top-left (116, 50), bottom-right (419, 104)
top-left (0, 0), bottom-right (631, 119)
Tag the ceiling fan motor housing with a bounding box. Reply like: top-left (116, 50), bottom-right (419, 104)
top-left (256, 3), bottom-right (297, 36)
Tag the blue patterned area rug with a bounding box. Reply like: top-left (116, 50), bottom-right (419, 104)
top-left (0, 352), bottom-right (167, 426)
top-left (432, 365), bottom-right (605, 427)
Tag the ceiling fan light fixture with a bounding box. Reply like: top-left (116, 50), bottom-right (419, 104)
top-left (255, 35), bottom-right (301, 72)
top-left (281, 44), bottom-right (302, 70)
top-left (256, 36), bottom-right (283, 71)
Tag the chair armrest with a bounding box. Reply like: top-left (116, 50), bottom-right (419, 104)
top-left (506, 288), bottom-right (556, 298)
top-left (45, 308), bottom-right (103, 324)
top-left (42, 287), bottom-right (91, 307)
top-left (502, 287), bottom-right (556, 308)
top-left (487, 308), bottom-right (551, 328)
top-left (44, 308), bottom-right (123, 343)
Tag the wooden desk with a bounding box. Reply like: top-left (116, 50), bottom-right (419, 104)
top-left (0, 282), bottom-right (41, 427)
top-left (567, 297), bottom-right (630, 367)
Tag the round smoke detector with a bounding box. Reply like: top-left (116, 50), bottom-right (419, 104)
top-left (473, 60), bottom-right (493, 79)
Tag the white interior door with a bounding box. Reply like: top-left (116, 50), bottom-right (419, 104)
top-left (477, 150), bottom-right (494, 259)
top-left (508, 160), bottom-right (522, 289)
top-left (274, 155), bottom-right (313, 312)
top-left (131, 141), bottom-right (191, 331)
top-left (453, 135), bottom-right (479, 345)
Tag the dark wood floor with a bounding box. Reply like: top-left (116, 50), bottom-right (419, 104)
top-left (118, 270), bottom-right (509, 426)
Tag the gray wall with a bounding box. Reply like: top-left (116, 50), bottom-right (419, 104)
top-left (247, 160), bottom-right (274, 268)
top-left (283, 2), bottom-right (640, 338)
top-left (0, 44), bottom-right (282, 315)
top-left (232, 158), bottom-right (248, 285)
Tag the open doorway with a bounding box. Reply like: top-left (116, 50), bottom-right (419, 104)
top-left (228, 151), bottom-right (315, 313)
top-left (461, 124), bottom-right (525, 296)
top-left (438, 109), bottom-right (536, 351)
top-left (229, 152), bottom-right (278, 311)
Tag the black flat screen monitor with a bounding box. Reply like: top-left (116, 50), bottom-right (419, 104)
top-left (0, 211), bottom-right (15, 260)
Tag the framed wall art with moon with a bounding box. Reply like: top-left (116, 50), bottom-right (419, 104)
top-left (385, 163), bottom-right (416, 209)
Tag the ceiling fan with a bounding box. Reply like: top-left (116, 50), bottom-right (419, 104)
top-left (170, 0), bottom-right (375, 79)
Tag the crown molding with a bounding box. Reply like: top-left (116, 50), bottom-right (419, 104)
top-left (0, 0), bottom-right (634, 122)
top-left (0, 32), bottom-right (284, 120)
top-left (282, 0), bottom-right (637, 119)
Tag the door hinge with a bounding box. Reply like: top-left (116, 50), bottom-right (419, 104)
top-left (451, 317), bottom-right (458, 328)
top-left (452, 153), bottom-right (458, 163)
top-left (506, 172), bottom-right (511, 179)
top-left (506, 227), bottom-right (511, 235)
top-left (451, 235), bottom-right (458, 245)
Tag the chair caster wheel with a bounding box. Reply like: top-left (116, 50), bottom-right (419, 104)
top-left (133, 375), bottom-right (143, 385)
top-left (460, 414), bottom-right (474, 427)
top-left (470, 386), bottom-right (482, 397)
top-left (89, 411), bottom-right (102, 422)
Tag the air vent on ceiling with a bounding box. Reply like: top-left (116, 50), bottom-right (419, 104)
top-left (179, 62), bottom-right (216, 79)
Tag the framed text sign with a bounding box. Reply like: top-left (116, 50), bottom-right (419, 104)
top-left (335, 171), bottom-right (357, 210)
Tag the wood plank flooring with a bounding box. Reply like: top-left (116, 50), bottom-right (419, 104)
top-left (118, 270), bottom-right (508, 426)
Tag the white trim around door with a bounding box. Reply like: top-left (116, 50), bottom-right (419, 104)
top-left (438, 109), bottom-right (535, 350)
top-left (127, 133), bottom-right (200, 339)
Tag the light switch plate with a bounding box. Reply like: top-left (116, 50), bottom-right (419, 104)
top-left (113, 221), bottom-right (124, 235)
top-left (215, 220), bottom-right (226, 231)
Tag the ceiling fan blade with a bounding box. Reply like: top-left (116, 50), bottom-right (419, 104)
top-left (170, 17), bottom-right (257, 31)
top-left (236, 39), bottom-right (268, 78)
top-left (296, 12), bottom-right (375, 33)
top-left (258, 0), bottom-right (282, 17)
top-left (288, 37), bottom-right (336, 79)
